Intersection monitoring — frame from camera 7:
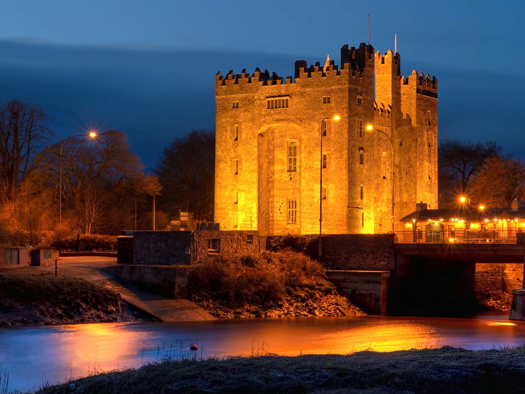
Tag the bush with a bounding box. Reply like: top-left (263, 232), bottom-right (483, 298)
top-left (188, 251), bottom-right (325, 309)
top-left (51, 234), bottom-right (117, 252)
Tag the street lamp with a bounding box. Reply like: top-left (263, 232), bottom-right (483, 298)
top-left (319, 115), bottom-right (340, 258)
top-left (366, 125), bottom-right (395, 233)
top-left (59, 131), bottom-right (98, 226)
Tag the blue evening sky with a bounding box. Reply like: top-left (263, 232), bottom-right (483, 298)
top-left (0, 0), bottom-right (523, 168)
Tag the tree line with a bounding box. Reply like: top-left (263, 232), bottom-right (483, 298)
top-left (2, 96), bottom-right (522, 247)
top-left (439, 140), bottom-right (525, 209)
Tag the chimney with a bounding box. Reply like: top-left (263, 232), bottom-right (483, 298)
top-left (416, 202), bottom-right (428, 212)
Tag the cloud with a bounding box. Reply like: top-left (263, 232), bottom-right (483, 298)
top-left (0, 40), bottom-right (522, 169)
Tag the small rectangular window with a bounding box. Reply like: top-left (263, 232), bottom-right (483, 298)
top-left (43, 250), bottom-right (51, 259)
top-left (288, 142), bottom-right (297, 172)
top-left (359, 149), bottom-right (365, 165)
top-left (360, 185), bottom-right (364, 200)
top-left (208, 239), bottom-right (221, 253)
top-left (361, 212), bottom-right (365, 227)
top-left (288, 199), bottom-right (297, 224)
top-left (234, 159), bottom-right (239, 175)
top-left (267, 97), bottom-right (289, 110)
top-left (234, 191), bottom-right (238, 204)
top-left (232, 101), bottom-right (239, 109)
top-left (322, 154), bottom-right (327, 169)
top-left (357, 97), bottom-right (362, 105)
top-left (322, 119), bottom-right (327, 137)
top-left (247, 234), bottom-right (254, 244)
top-left (323, 96), bottom-right (331, 104)
top-left (359, 119), bottom-right (363, 137)
top-left (323, 186), bottom-right (327, 200)
top-left (234, 125), bottom-right (239, 141)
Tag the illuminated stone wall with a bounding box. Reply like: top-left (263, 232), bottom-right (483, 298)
top-left (215, 43), bottom-right (438, 236)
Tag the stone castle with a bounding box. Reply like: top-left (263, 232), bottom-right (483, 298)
top-left (214, 43), bottom-right (438, 236)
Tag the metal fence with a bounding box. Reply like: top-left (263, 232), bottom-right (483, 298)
top-left (394, 230), bottom-right (520, 244)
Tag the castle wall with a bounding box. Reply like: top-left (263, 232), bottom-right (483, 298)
top-left (215, 43), bottom-right (438, 236)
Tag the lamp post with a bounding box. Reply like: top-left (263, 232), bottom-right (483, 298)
top-left (59, 131), bottom-right (98, 226)
top-left (366, 125), bottom-right (395, 233)
top-left (319, 115), bottom-right (340, 259)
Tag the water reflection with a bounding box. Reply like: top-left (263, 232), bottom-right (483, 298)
top-left (1, 315), bottom-right (525, 392)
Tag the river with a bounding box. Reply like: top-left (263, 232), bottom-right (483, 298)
top-left (1, 314), bottom-right (524, 393)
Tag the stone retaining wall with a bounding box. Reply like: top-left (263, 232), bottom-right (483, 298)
top-left (265, 234), bottom-right (396, 270)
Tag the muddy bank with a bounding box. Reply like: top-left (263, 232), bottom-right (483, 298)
top-left (0, 272), bottom-right (150, 326)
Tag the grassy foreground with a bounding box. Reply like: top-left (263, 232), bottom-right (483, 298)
top-left (0, 273), bottom-right (145, 326)
top-left (39, 347), bottom-right (525, 393)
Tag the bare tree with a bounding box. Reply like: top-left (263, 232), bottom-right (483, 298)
top-left (0, 99), bottom-right (52, 200)
top-left (468, 156), bottom-right (525, 208)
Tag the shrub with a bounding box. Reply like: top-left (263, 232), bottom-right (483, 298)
top-left (188, 251), bottom-right (325, 309)
top-left (51, 234), bottom-right (117, 252)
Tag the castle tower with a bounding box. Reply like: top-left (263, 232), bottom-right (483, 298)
top-left (214, 42), bottom-right (438, 236)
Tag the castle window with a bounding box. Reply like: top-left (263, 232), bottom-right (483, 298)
top-left (234, 159), bottom-right (239, 175)
top-left (360, 185), bottom-right (364, 200)
top-left (428, 110), bottom-right (431, 125)
top-left (359, 148), bottom-right (365, 165)
top-left (357, 96), bottom-right (362, 105)
top-left (232, 101), bottom-right (239, 109)
top-left (323, 186), bottom-right (327, 200)
top-left (234, 125), bottom-right (239, 141)
top-left (287, 199), bottom-right (297, 224)
top-left (322, 154), bottom-right (327, 169)
top-left (267, 97), bottom-right (289, 109)
top-left (234, 190), bottom-right (239, 204)
top-left (287, 142), bottom-right (297, 172)
top-left (322, 119), bottom-right (327, 136)
top-left (359, 120), bottom-right (363, 137)
top-left (382, 152), bottom-right (387, 179)
top-left (361, 212), bottom-right (365, 228)
top-left (323, 96), bottom-right (331, 104)
top-left (247, 234), bottom-right (254, 244)
top-left (208, 239), bottom-right (221, 253)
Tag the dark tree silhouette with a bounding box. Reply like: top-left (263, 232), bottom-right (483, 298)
top-left (155, 130), bottom-right (215, 221)
top-left (438, 139), bottom-right (502, 207)
top-left (0, 99), bottom-right (52, 200)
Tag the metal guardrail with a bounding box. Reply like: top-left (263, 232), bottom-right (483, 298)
top-left (394, 230), bottom-right (520, 244)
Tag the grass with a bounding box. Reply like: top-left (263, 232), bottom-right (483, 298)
top-left (37, 346), bottom-right (525, 393)
top-left (0, 272), bottom-right (136, 326)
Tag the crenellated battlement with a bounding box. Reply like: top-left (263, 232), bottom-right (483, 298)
top-left (402, 70), bottom-right (438, 97)
top-left (374, 50), bottom-right (400, 70)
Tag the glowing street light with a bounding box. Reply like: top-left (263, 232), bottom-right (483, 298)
top-left (459, 196), bottom-right (466, 203)
top-left (366, 124), bottom-right (374, 131)
top-left (479, 205), bottom-right (485, 210)
top-left (59, 130), bottom-right (100, 225)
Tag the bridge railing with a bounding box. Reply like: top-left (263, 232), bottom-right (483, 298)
top-left (394, 230), bottom-right (520, 244)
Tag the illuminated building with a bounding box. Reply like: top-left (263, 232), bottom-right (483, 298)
top-left (215, 43), bottom-right (438, 235)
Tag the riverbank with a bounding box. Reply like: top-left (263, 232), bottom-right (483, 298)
top-left (0, 272), bottom-right (149, 326)
top-left (187, 251), bottom-right (363, 318)
top-left (38, 346), bottom-right (525, 393)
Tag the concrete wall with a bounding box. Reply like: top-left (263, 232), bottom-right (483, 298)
top-left (103, 265), bottom-right (188, 299)
top-left (265, 233), bottom-right (396, 271)
top-left (133, 231), bottom-right (192, 265)
top-left (131, 231), bottom-right (261, 265)
top-left (326, 270), bottom-right (390, 314)
top-left (193, 231), bottom-right (260, 262)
